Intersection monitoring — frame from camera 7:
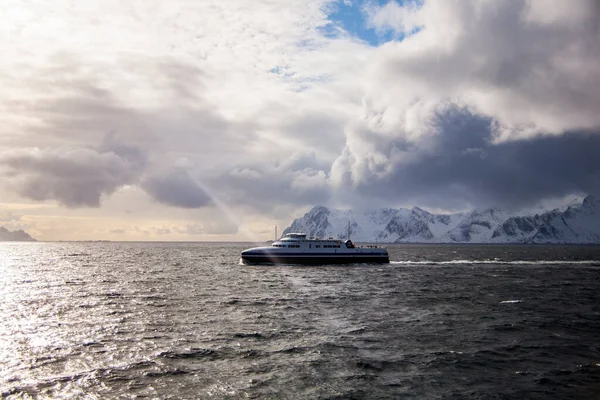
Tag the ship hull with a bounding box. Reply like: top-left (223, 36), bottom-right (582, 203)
top-left (241, 251), bottom-right (389, 265)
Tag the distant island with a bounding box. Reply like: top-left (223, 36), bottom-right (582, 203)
top-left (0, 226), bottom-right (36, 241)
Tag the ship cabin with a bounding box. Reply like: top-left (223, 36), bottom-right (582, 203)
top-left (271, 233), bottom-right (356, 249)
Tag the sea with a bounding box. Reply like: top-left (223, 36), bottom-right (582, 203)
top-left (1, 242), bottom-right (600, 399)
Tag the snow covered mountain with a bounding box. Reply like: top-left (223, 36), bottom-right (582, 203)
top-left (283, 195), bottom-right (600, 244)
top-left (0, 226), bottom-right (36, 241)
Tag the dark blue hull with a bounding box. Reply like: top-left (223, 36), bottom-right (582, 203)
top-left (241, 252), bottom-right (390, 265)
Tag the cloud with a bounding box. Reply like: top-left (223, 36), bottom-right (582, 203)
top-left (173, 221), bottom-right (238, 235)
top-left (142, 168), bottom-right (212, 209)
top-left (0, 140), bottom-right (147, 208)
top-left (215, 152), bottom-right (332, 212)
top-left (1, 0), bottom-right (600, 240)
top-left (362, 0), bottom-right (600, 141)
top-left (364, 0), bottom-right (423, 37)
top-left (0, 211), bottom-right (21, 223)
top-left (328, 0), bottom-right (600, 210)
top-left (0, 210), bottom-right (35, 233)
top-left (333, 106), bottom-right (600, 210)
top-left (155, 227), bottom-right (172, 235)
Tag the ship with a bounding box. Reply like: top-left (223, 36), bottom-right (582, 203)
top-left (241, 233), bottom-right (389, 265)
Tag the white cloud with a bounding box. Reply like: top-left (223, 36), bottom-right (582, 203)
top-left (365, 0), bottom-right (600, 139)
top-left (523, 0), bottom-right (597, 27)
top-left (364, 0), bottom-right (423, 36)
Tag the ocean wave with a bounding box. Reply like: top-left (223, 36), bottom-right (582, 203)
top-left (158, 348), bottom-right (217, 360)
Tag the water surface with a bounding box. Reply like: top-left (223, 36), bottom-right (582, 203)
top-left (1, 242), bottom-right (599, 399)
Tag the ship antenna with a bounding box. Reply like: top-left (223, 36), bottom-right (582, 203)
top-left (347, 221), bottom-right (350, 240)
top-left (275, 225), bottom-right (277, 240)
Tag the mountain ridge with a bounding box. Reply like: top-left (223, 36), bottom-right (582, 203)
top-left (0, 226), bottom-right (37, 241)
top-left (283, 196), bottom-right (600, 244)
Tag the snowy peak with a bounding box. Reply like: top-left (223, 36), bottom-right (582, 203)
top-left (379, 210), bottom-right (434, 242)
top-left (530, 195), bottom-right (600, 244)
top-left (285, 206), bottom-right (332, 239)
top-left (443, 207), bottom-right (509, 243)
top-left (283, 199), bottom-right (600, 244)
top-left (490, 211), bottom-right (560, 243)
top-left (581, 195), bottom-right (600, 210)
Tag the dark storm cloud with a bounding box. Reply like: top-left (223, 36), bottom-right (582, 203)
top-left (141, 168), bottom-right (212, 208)
top-left (1, 139), bottom-right (147, 208)
top-left (350, 107), bottom-right (600, 211)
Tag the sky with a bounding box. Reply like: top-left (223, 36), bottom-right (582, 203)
top-left (1, 0), bottom-right (599, 241)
